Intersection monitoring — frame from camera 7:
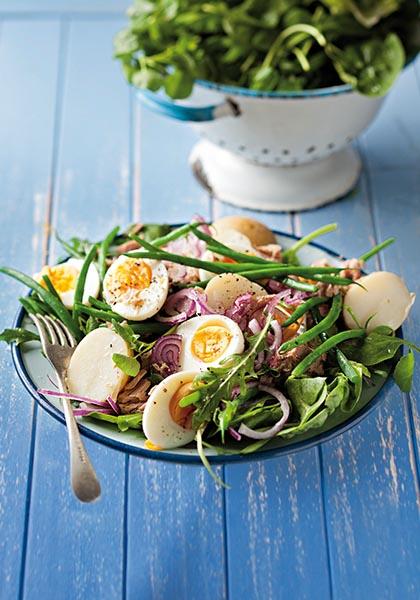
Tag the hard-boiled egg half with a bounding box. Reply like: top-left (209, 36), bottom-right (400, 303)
top-left (344, 271), bottom-right (415, 332)
top-left (176, 314), bottom-right (245, 371)
top-left (67, 327), bottom-right (131, 401)
top-left (143, 370), bottom-right (199, 449)
top-left (34, 258), bottom-right (100, 309)
top-left (103, 255), bottom-right (169, 321)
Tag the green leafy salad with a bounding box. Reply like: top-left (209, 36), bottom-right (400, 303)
top-left (1, 216), bottom-right (418, 484)
top-left (114, 0), bottom-right (420, 99)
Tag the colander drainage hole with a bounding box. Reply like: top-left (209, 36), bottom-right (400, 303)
top-left (306, 146), bottom-right (316, 154)
top-left (261, 148), bottom-right (270, 154)
top-left (238, 145), bottom-right (246, 152)
top-left (327, 142), bottom-right (335, 149)
top-left (282, 149), bottom-right (290, 155)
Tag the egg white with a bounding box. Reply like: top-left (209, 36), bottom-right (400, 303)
top-left (176, 314), bottom-right (245, 371)
top-left (142, 370), bottom-right (199, 449)
top-left (103, 255), bottom-right (169, 321)
top-left (34, 258), bottom-right (100, 309)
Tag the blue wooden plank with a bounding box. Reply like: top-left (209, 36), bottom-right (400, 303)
top-left (136, 101), bottom-right (209, 223)
top-left (21, 20), bottom-right (131, 600)
top-left (297, 162), bottom-right (420, 597)
top-left (0, 19), bottom-right (61, 600)
top-left (211, 204), bottom-right (332, 598)
top-left (125, 104), bottom-right (226, 600)
top-left (359, 61), bottom-right (420, 172)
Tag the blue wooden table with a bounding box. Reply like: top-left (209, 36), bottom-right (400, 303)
top-left (0, 4), bottom-right (419, 599)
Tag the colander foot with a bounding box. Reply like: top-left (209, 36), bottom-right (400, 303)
top-left (189, 140), bottom-right (361, 212)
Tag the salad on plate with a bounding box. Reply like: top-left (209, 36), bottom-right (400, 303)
top-left (1, 216), bottom-right (418, 483)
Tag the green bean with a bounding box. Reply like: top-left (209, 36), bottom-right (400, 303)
top-left (359, 237), bottom-right (395, 262)
top-left (215, 264), bottom-right (344, 276)
top-left (129, 322), bottom-right (171, 335)
top-left (0, 267), bottom-right (81, 340)
top-left (282, 296), bottom-right (328, 327)
top-left (74, 303), bottom-right (124, 323)
top-left (311, 307), bottom-right (359, 384)
top-left (98, 226), bottom-right (119, 280)
top-left (279, 277), bottom-right (318, 292)
top-left (308, 274), bottom-right (354, 286)
top-left (88, 296), bottom-right (113, 311)
top-left (127, 249), bottom-right (231, 274)
top-left (280, 294), bottom-right (342, 353)
top-left (73, 245), bottom-right (98, 319)
top-left (19, 296), bottom-right (48, 316)
top-left (291, 329), bottom-right (366, 377)
top-left (152, 222), bottom-right (203, 247)
top-left (336, 348), bottom-right (359, 384)
top-left (192, 229), bottom-right (269, 264)
top-left (283, 223), bottom-right (337, 261)
top-left (41, 274), bottom-right (62, 301)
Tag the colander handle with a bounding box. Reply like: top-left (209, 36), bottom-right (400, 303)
top-left (137, 90), bottom-right (240, 122)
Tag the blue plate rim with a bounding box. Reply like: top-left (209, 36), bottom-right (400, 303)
top-left (11, 229), bottom-right (396, 464)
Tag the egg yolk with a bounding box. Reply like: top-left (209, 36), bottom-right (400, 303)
top-left (113, 259), bottom-right (152, 292)
top-left (169, 382), bottom-right (195, 429)
top-left (38, 265), bottom-right (78, 293)
top-left (191, 324), bottom-right (232, 363)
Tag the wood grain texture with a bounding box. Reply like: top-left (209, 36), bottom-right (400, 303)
top-left (0, 9), bottom-right (418, 600)
top-left (21, 20), bottom-right (130, 600)
top-left (0, 19), bottom-right (61, 600)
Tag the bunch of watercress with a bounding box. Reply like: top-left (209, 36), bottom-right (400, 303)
top-left (114, 0), bottom-right (419, 99)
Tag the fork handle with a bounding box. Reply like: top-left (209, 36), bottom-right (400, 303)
top-left (60, 394), bottom-right (101, 503)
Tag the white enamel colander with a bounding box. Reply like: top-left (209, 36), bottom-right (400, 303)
top-left (139, 80), bottom-right (386, 211)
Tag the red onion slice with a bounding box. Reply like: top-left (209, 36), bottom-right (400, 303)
top-left (248, 318), bottom-right (262, 335)
top-left (151, 333), bottom-right (182, 375)
top-left (238, 384), bottom-right (290, 440)
top-left (38, 388), bottom-right (109, 408)
top-left (228, 427), bottom-right (242, 441)
top-left (157, 288), bottom-right (218, 324)
top-left (269, 320), bottom-right (282, 351)
top-left (106, 395), bottom-right (121, 415)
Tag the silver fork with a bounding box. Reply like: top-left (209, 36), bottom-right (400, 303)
top-left (30, 314), bottom-right (101, 503)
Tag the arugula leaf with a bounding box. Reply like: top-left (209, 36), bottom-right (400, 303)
top-left (0, 328), bottom-right (39, 346)
top-left (393, 350), bottom-right (415, 392)
top-left (112, 353), bottom-right (141, 377)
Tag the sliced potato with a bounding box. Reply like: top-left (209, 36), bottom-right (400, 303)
top-left (212, 215), bottom-right (276, 246)
top-left (67, 327), bottom-right (132, 401)
top-left (205, 273), bottom-right (266, 313)
top-left (344, 271), bottom-right (415, 332)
